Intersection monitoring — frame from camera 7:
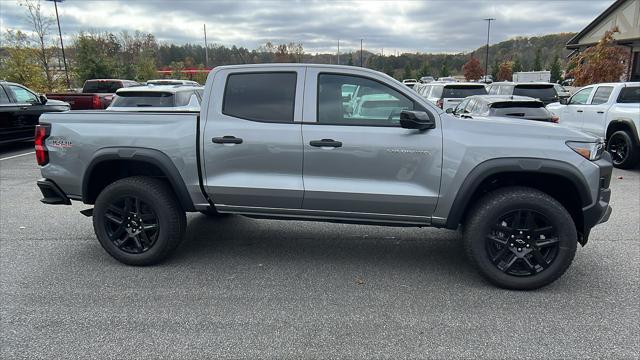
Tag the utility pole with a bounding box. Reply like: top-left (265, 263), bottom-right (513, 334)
top-left (483, 18), bottom-right (496, 80)
top-left (47, 0), bottom-right (70, 89)
top-left (203, 24), bottom-right (209, 68)
top-left (360, 39), bottom-right (363, 67)
top-left (337, 40), bottom-right (340, 65)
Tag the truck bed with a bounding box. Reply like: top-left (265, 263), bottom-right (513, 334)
top-left (38, 111), bottom-right (205, 206)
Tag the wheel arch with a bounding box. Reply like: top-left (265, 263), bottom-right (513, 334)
top-left (445, 158), bottom-right (592, 238)
top-left (82, 147), bottom-right (195, 211)
top-left (606, 118), bottom-right (639, 145)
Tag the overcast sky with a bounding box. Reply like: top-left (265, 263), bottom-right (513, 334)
top-left (0, 0), bottom-right (612, 54)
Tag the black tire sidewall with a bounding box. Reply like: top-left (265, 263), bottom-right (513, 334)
top-left (608, 130), bottom-right (638, 169)
top-left (93, 177), bottom-right (184, 265)
top-left (465, 188), bottom-right (577, 290)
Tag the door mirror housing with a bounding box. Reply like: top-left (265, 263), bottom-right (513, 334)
top-left (445, 107), bottom-right (454, 114)
top-left (400, 110), bottom-right (436, 130)
top-left (39, 94), bottom-right (48, 104)
top-left (559, 97), bottom-right (568, 105)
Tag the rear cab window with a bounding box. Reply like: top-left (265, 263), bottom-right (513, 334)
top-left (83, 81), bottom-right (124, 93)
top-left (223, 72), bottom-right (297, 122)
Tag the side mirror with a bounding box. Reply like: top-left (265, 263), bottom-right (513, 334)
top-left (400, 110), bottom-right (436, 130)
top-left (445, 108), bottom-right (454, 114)
top-left (39, 94), bottom-right (48, 104)
top-left (559, 98), bottom-right (568, 105)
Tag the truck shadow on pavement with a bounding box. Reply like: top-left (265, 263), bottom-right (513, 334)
top-left (169, 213), bottom-right (479, 284)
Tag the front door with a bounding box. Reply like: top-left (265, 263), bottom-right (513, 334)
top-left (562, 86), bottom-right (594, 130)
top-left (300, 70), bottom-right (442, 223)
top-left (582, 85), bottom-right (614, 138)
top-left (202, 68), bottom-right (305, 210)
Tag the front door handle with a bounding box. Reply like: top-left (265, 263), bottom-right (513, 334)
top-left (20, 106), bottom-right (29, 110)
top-left (597, 111), bottom-right (604, 114)
top-left (310, 139), bottom-right (342, 148)
top-left (576, 109), bottom-right (584, 113)
top-left (212, 136), bottom-right (243, 144)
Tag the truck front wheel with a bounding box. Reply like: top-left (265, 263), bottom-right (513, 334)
top-left (463, 187), bottom-right (577, 290)
top-left (93, 176), bottom-right (186, 265)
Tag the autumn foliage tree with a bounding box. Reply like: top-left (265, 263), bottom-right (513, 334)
top-left (497, 61), bottom-right (513, 81)
top-left (462, 56), bottom-right (484, 81)
top-left (569, 26), bottom-right (628, 86)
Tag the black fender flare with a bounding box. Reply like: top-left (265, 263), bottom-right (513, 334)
top-left (82, 147), bottom-right (195, 211)
top-left (444, 157), bottom-right (592, 229)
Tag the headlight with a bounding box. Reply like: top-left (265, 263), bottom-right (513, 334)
top-left (566, 140), bottom-right (605, 161)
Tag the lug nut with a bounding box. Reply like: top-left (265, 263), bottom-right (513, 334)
top-left (526, 244), bottom-right (530, 248)
top-left (517, 248), bottom-right (522, 252)
top-left (511, 235), bottom-right (515, 238)
top-left (519, 231), bottom-right (523, 235)
top-left (510, 243), bottom-right (514, 247)
top-left (527, 236), bottom-right (530, 239)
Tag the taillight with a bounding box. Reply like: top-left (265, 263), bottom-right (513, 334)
top-left (92, 95), bottom-right (101, 109)
top-left (436, 99), bottom-right (443, 109)
top-left (551, 114), bottom-right (559, 123)
top-left (35, 124), bottom-right (50, 166)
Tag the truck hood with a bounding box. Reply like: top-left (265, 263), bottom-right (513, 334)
top-left (445, 114), bottom-right (599, 142)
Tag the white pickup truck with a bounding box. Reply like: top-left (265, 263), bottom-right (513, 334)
top-left (548, 82), bottom-right (640, 168)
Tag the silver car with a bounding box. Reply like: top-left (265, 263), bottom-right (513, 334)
top-left (450, 95), bottom-right (558, 122)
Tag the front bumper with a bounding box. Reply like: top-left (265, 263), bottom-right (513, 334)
top-left (37, 178), bottom-right (71, 205)
top-left (580, 152), bottom-right (613, 244)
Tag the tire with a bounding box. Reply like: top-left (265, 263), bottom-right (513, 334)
top-left (93, 176), bottom-right (186, 266)
top-left (607, 130), bottom-right (639, 169)
top-left (463, 186), bottom-right (577, 290)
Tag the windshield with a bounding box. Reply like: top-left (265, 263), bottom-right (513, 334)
top-left (110, 92), bottom-right (175, 107)
top-left (442, 86), bottom-right (487, 98)
top-left (513, 85), bottom-right (557, 100)
top-left (83, 81), bottom-right (124, 93)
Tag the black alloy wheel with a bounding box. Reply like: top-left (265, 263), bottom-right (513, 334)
top-left (104, 196), bottom-right (160, 254)
top-left (486, 209), bottom-right (559, 276)
top-left (608, 132), bottom-right (630, 166)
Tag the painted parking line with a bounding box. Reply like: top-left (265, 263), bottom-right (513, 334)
top-left (0, 152), bottom-right (35, 161)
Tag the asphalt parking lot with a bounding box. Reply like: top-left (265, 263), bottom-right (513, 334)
top-left (1, 142), bottom-right (638, 359)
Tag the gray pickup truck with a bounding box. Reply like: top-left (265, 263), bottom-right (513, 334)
top-left (36, 64), bottom-right (613, 290)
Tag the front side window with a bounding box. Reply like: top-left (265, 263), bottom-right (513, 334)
top-left (569, 87), bottom-right (593, 105)
top-left (8, 85), bottom-right (38, 103)
top-left (223, 72), bottom-right (297, 122)
top-left (318, 73), bottom-right (414, 126)
top-left (455, 99), bottom-right (470, 114)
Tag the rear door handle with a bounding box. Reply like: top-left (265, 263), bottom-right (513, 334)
top-left (310, 139), bottom-right (342, 148)
top-left (597, 111), bottom-right (604, 114)
top-left (576, 109), bottom-right (583, 113)
top-left (20, 106), bottom-right (29, 110)
top-left (212, 136), bottom-right (243, 144)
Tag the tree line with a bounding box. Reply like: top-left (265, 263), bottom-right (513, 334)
top-left (0, 0), bottom-right (629, 92)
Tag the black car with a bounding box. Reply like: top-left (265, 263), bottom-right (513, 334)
top-left (449, 95), bottom-right (558, 122)
top-left (0, 81), bottom-right (70, 145)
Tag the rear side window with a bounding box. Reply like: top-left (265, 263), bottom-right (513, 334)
top-left (223, 72), bottom-right (297, 122)
top-left (617, 86), bottom-right (640, 103)
top-left (591, 86), bottom-right (613, 105)
top-left (110, 92), bottom-right (174, 107)
top-left (83, 81), bottom-right (124, 93)
top-left (442, 86), bottom-right (487, 98)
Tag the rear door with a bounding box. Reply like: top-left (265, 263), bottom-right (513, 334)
top-left (202, 67), bottom-right (305, 210)
top-left (581, 85), bottom-right (614, 137)
top-left (300, 69), bottom-right (442, 223)
top-left (0, 85), bottom-right (24, 144)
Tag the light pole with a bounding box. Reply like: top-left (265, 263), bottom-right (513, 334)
top-left (360, 39), bottom-right (363, 67)
top-left (483, 18), bottom-right (495, 81)
top-left (203, 24), bottom-right (208, 68)
top-left (47, 0), bottom-right (70, 89)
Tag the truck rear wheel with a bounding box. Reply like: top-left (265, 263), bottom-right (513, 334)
top-left (463, 187), bottom-right (577, 290)
top-left (607, 130), bottom-right (639, 169)
top-left (93, 176), bottom-right (186, 265)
